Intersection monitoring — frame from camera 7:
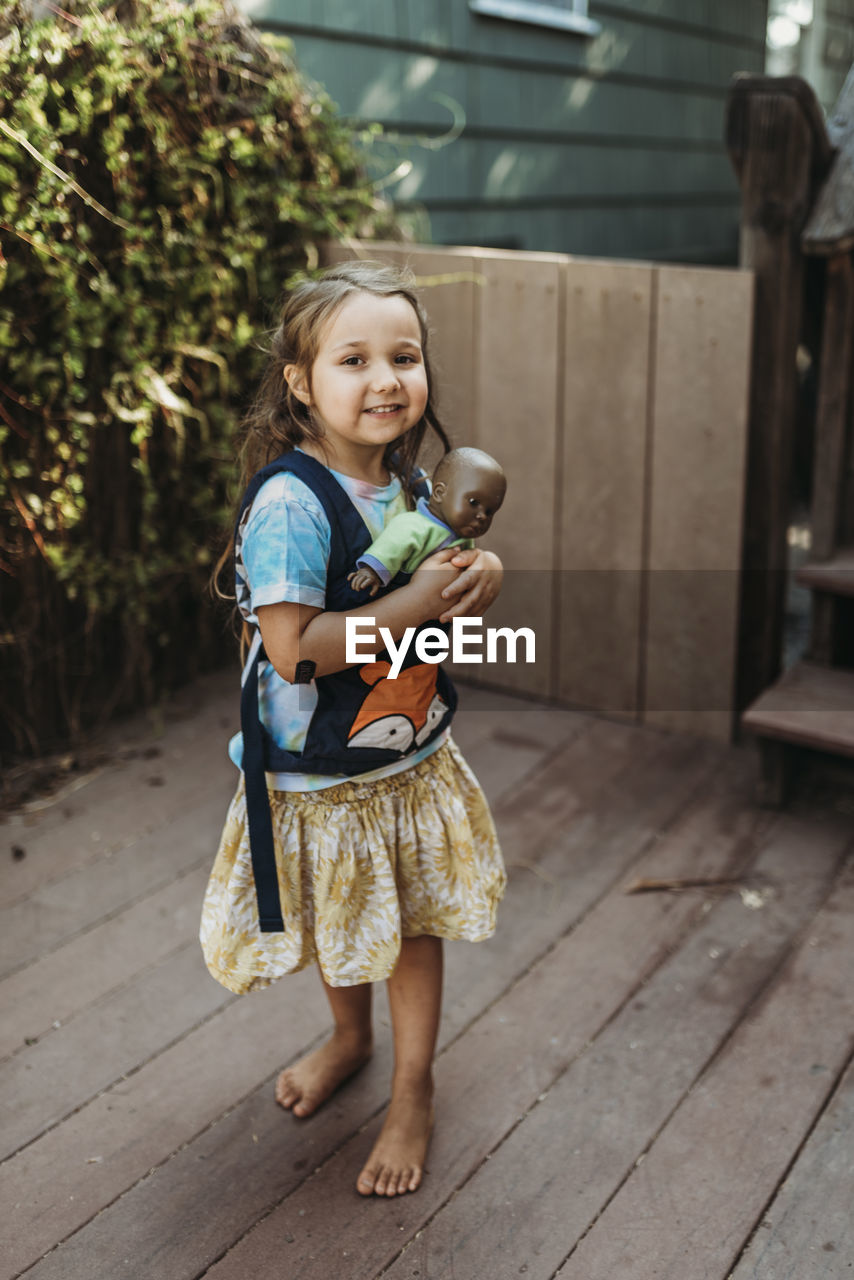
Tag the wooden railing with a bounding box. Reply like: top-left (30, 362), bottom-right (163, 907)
top-left (729, 70), bottom-right (854, 799)
top-left (326, 242), bottom-right (754, 742)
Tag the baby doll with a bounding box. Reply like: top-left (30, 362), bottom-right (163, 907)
top-left (348, 447), bottom-right (506, 597)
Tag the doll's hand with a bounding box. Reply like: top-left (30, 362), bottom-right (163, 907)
top-left (348, 567), bottom-right (381, 597)
top-left (439, 548), bottom-right (503, 621)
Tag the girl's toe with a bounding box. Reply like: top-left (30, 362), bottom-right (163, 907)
top-left (275, 1075), bottom-right (297, 1107)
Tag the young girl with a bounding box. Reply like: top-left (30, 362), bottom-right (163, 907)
top-left (200, 260), bottom-right (506, 1199)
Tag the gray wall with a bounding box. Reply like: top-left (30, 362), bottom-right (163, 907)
top-left (239, 0), bottom-right (769, 263)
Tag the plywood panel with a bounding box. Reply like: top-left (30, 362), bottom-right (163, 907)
top-left (393, 246), bottom-right (478, 458)
top-left (559, 258), bottom-right (653, 717)
top-left (644, 265), bottom-right (753, 740)
top-left (325, 244), bottom-right (752, 732)
top-left (467, 251), bottom-right (564, 698)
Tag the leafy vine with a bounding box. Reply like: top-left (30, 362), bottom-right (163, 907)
top-left (0, 0), bottom-right (386, 760)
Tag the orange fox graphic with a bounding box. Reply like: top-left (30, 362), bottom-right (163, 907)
top-left (347, 662), bottom-right (448, 752)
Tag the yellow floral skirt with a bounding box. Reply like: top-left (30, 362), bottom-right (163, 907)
top-left (199, 738), bottom-right (505, 994)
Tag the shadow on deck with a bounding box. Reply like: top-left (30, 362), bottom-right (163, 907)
top-left (1, 672), bottom-right (853, 1279)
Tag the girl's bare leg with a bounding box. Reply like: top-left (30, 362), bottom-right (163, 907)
top-left (357, 935), bottom-right (442, 1197)
top-left (276, 974), bottom-right (373, 1117)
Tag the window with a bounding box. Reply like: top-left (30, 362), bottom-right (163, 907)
top-left (469, 0), bottom-right (601, 38)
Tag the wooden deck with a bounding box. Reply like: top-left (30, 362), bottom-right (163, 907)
top-left (2, 672), bottom-right (853, 1280)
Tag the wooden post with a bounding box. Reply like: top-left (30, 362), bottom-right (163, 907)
top-left (803, 69), bottom-right (854, 553)
top-left (806, 253), bottom-right (854, 660)
top-left (804, 252), bottom-right (850, 558)
top-left (725, 76), bottom-right (833, 715)
top-left (802, 68), bottom-right (854, 664)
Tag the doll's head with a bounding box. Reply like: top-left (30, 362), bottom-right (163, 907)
top-left (429, 448), bottom-right (506, 539)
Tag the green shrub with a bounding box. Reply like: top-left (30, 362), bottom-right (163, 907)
top-left (0, 0), bottom-right (385, 761)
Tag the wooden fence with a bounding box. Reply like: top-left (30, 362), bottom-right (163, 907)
top-left (326, 242), bottom-right (754, 742)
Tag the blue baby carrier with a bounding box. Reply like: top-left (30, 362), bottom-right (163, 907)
top-left (237, 450), bottom-right (458, 932)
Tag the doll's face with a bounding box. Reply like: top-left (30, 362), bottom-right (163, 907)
top-left (430, 463), bottom-right (506, 539)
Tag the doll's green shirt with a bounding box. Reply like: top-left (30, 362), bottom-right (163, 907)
top-left (356, 510), bottom-right (475, 583)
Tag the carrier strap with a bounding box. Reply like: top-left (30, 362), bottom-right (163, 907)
top-left (237, 450), bottom-right (430, 934)
top-left (241, 639), bottom-right (285, 932)
top-left (238, 452), bottom-right (358, 932)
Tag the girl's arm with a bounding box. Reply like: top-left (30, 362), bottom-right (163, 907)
top-left (257, 548), bottom-right (462, 682)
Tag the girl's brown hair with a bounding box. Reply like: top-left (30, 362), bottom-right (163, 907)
top-left (213, 260), bottom-right (451, 607)
top-left (241, 259), bottom-right (450, 485)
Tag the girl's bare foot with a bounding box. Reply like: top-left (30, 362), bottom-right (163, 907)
top-left (275, 1029), bottom-right (372, 1118)
top-left (356, 1078), bottom-right (434, 1197)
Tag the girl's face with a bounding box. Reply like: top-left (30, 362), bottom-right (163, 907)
top-left (287, 291), bottom-right (429, 478)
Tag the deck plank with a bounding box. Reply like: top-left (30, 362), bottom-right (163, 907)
top-left (5, 670), bottom-right (854, 1280)
top-left (0, 966), bottom-right (325, 1280)
top-left (0, 800), bottom-right (229, 979)
top-left (133, 759), bottom-right (774, 1280)
top-left (443, 730), bottom-right (722, 1031)
top-left (0, 710), bottom-right (597, 1061)
top-left (729, 1051), bottom-right (854, 1278)
top-left (0, 692), bottom-right (578, 982)
top-left (0, 866), bottom-right (210, 1061)
top-left (9, 733), bottom-right (719, 1280)
top-left (0, 672), bottom-right (237, 909)
top-left (452, 682), bottom-right (589, 752)
top-left (0, 692), bottom-right (581, 1053)
top-left (742, 660), bottom-right (854, 756)
top-left (558, 857), bottom-right (854, 1280)
top-left (0, 944), bottom-right (233, 1162)
top-left (491, 716), bottom-right (670, 854)
top-left (379, 814), bottom-right (851, 1280)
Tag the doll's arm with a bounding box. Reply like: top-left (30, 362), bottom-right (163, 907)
top-left (347, 564), bottom-right (382, 596)
top-left (351, 514), bottom-right (431, 590)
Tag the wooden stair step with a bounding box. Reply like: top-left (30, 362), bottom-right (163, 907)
top-left (742, 660), bottom-right (854, 756)
top-left (795, 546), bottom-right (854, 595)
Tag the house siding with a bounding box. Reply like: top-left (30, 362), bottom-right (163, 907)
top-left (238, 0), bottom-right (768, 262)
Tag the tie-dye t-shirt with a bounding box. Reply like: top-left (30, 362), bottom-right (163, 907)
top-left (229, 458), bottom-right (449, 791)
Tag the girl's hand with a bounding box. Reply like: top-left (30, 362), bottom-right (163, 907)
top-left (438, 548), bottom-right (503, 622)
top-left (408, 547), bottom-right (462, 619)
